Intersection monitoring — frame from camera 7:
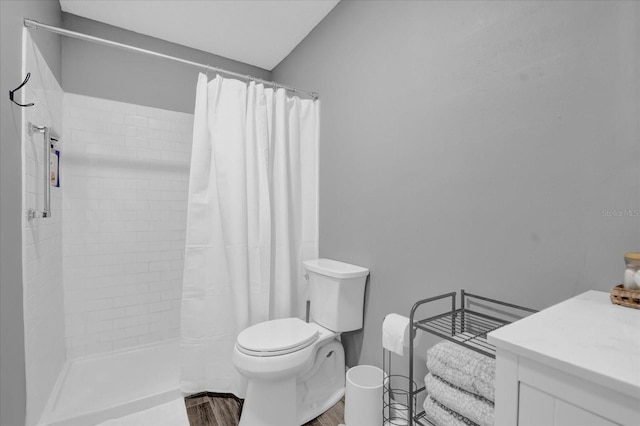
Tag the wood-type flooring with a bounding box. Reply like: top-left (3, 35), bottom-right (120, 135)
top-left (185, 394), bottom-right (345, 426)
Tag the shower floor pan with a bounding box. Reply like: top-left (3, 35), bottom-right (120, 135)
top-left (41, 339), bottom-right (182, 426)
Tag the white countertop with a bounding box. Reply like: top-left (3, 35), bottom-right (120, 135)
top-left (488, 290), bottom-right (640, 398)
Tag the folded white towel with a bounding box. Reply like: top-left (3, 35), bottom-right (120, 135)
top-left (383, 313), bottom-right (419, 356)
top-left (423, 395), bottom-right (478, 426)
top-left (426, 341), bottom-right (495, 402)
top-left (424, 373), bottom-right (493, 426)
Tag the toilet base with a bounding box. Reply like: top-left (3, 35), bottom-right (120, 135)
top-left (297, 340), bottom-right (345, 424)
top-left (238, 339), bottom-right (346, 426)
top-left (240, 377), bottom-right (297, 426)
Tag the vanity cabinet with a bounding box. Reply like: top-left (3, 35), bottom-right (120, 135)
top-left (488, 291), bottom-right (640, 426)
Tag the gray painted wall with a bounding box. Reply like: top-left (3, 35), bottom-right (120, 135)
top-left (1, 2), bottom-right (62, 425)
top-left (274, 0), bottom-right (640, 368)
top-left (62, 13), bottom-right (271, 114)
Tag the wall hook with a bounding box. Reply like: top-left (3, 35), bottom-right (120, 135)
top-left (9, 72), bottom-right (35, 107)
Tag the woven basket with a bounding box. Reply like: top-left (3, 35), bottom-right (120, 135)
top-left (610, 284), bottom-right (640, 309)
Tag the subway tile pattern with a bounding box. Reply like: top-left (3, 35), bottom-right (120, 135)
top-left (22, 33), bottom-right (67, 426)
top-left (62, 93), bottom-right (193, 358)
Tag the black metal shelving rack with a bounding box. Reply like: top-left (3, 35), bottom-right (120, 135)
top-left (407, 290), bottom-right (537, 426)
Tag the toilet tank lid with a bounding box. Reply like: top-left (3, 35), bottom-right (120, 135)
top-left (303, 259), bottom-right (369, 279)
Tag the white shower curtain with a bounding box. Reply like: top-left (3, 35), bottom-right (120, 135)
top-left (180, 74), bottom-right (319, 396)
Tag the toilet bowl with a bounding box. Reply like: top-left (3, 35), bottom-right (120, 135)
top-left (233, 259), bottom-right (369, 426)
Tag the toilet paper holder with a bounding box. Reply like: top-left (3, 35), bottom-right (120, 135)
top-left (382, 343), bottom-right (417, 425)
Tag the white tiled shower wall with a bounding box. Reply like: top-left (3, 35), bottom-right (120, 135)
top-left (62, 94), bottom-right (193, 358)
top-left (22, 33), bottom-right (66, 426)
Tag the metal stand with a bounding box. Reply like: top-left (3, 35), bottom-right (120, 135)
top-left (407, 290), bottom-right (538, 425)
top-left (382, 347), bottom-right (416, 426)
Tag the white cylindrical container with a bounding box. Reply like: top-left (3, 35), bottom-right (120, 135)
top-left (623, 252), bottom-right (640, 290)
top-left (345, 365), bottom-right (384, 426)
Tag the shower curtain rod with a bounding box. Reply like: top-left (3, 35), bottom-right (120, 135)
top-left (24, 19), bottom-right (319, 100)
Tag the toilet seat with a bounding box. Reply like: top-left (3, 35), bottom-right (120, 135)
top-left (236, 318), bottom-right (319, 357)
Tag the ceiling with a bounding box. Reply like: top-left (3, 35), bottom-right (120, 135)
top-left (59, 0), bottom-right (339, 71)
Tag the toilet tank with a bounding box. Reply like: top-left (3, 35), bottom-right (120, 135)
top-left (304, 259), bottom-right (369, 332)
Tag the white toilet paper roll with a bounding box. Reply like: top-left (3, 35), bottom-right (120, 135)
top-left (382, 314), bottom-right (419, 356)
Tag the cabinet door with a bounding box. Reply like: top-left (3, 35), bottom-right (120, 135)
top-left (518, 383), bottom-right (555, 426)
top-left (555, 400), bottom-right (619, 426)
top-left (519, 383), bottom-right (619, 426)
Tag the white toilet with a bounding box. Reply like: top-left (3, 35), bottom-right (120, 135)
top-left (233, 258), bottom-right (369, 426)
